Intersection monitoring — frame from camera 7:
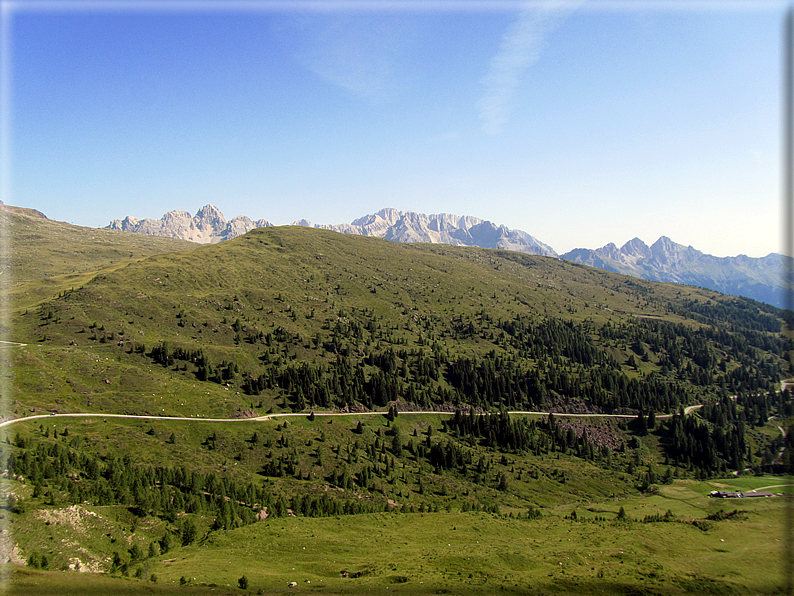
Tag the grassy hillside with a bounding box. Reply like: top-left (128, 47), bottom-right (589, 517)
top-left (6, 485), bottom-right (789, 596)
top-left (2, 216), bottom-right (792, 594)
top-left (1, 203), bottom-right (195, 311)
top-left (11, 226), bottom-right (789, 419)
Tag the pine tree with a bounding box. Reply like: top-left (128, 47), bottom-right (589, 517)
top-left (636, 412), bottom-right (648, 436)
top-left (392, 429), bottom-right (403, 456)
top-left (497, 473), bottom-right (509, 492)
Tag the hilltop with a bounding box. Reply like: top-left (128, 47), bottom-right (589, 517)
top-left (1, 203), bottom-right (196, 313)
top-left (2, 203), bottom-right (195, 286)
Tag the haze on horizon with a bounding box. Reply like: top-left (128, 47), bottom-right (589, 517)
top-left (2, 1), bottom-right (784, 259)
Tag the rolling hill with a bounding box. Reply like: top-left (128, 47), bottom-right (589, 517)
top-left (1, 202), bottom-right (196, 313)
top-left (11, 220), bottom-right (789, 421)
top-left (3, 206), bottom-right (792, 594)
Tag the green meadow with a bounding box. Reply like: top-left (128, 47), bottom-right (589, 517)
top-left (4, 483), bottom-right (789, 595)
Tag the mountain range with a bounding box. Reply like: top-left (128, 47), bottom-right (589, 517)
top-left (107, 205), bottom-right (557, 257)
top-left (561, 238), bottom-right (787, 309)
top-left (106, 204), bottom-right (789, 309)
top-left (106, 204), bottom-right (274, 244)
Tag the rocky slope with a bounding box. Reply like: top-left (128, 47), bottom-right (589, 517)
top-left (106, 204), bottom-right (273, 244)
top-left (561, 237), bottom-right (788, 308)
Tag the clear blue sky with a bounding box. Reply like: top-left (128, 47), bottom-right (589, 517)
top-left (2, 1), bottom-right (785, 257)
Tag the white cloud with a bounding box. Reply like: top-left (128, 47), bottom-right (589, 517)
top-left (478, 1), bottom-right (580, 134)
top-left (288, 15), bottom-right (407, 103)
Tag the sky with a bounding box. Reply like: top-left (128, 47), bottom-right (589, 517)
top-left (1, 0), bottom-right (787, 258)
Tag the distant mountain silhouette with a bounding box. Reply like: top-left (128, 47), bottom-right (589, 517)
top-left (561, 237), bottom-right (787, 309)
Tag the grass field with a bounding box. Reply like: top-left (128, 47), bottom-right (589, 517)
top-left (4, 484), bottom-right (790, 595)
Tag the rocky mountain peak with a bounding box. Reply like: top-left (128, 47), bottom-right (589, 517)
top-left (562, 236), bottom-right (787, 308)
top-left (649, 236), bottom-right (702, 264)
top-left (621, 237), bottom-right (651, 258)
top-left (333, 209), bottom-right (556, 257)
top-left (194, 204), bottom-right (226, 230)
top-left (106, 205), bottom-right (272, 243)
top-left (597, 242), bottom-right (621, 260)
top-left (376, 208), bottom-right (403, 226)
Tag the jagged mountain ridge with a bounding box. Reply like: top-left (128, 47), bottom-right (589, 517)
top-left (106, 204), bottom-right (274, 244)
top-left (300, 207), bottom-right (558, 257)
top-left (106, 205), bottom-right (557, 257)
top-left (561, 237), bottom-right (787, 308)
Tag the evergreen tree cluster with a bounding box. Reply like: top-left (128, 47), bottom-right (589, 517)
top-left (154, 307), bottom-right (785, 415)
top-left (662, 407), bottom-right (746, 476)
top-left (2, 432), bottom-right (397, 538)
top-left (443, 410), bottom-right (610, 472)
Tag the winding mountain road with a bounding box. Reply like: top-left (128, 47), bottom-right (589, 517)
top-left (0, 337), bottom-right (764, 430)
top-left (0, 406), bottom-right (694, 430)
top-left (0, 341), bottom-right (27, 348)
